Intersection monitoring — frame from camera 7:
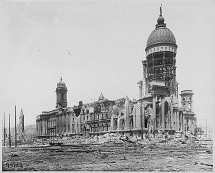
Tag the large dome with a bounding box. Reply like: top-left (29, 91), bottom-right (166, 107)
top-left (146, 27), bottom-right (176, 48)
top-left (146, 9), bottom-right (177, 50)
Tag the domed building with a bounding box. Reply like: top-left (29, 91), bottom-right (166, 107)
top-left (36, 7), bottom-right (197, 139)
top-left (132, 6), bottom-right (197, 137)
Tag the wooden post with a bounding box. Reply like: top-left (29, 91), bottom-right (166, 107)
top-left (206, 119), bottom-right (207, 140)
top-left (9, 114), bottom-right (11, 147)
top-left (4, 113), bottom-right (5, 146)
top-left (15, 106), bottom-right (17, 147)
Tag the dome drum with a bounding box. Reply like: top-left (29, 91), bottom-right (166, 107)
top-left (146, 44), bottom-right (177, 56)
top-left (146, 51), bottom-right (176, 61)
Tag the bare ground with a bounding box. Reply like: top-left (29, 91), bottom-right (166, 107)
top-left (2, 140), bottom-right (213, 171)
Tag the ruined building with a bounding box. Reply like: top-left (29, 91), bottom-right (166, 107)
top-left (36, 8), bottom-right (197, 138)
top-left (17, 109), bottom-right (25, 140)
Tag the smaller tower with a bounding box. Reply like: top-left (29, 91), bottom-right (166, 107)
top-left (180, 90), bottom-right (196, 133)
top-left (56, 77), bottom-right (68, 108)
top-left (98, 92), bottom-right (105, 101)
top-left (180, 90), bottom-right (194, 112)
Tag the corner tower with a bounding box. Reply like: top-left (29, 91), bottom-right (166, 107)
top-left (180, 90), bottom-right (194, 112)
top-left (143, 5), bottom-right (178, 97)
top-left (180, 90), bottom-right (196, 133)
top-left (56, 77), bottom-right (68, 108)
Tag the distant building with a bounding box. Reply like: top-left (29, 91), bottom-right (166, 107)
top-left (36, 7), bottom-right (197, 138)
top-left (194, 127), bottom-right (204, 136)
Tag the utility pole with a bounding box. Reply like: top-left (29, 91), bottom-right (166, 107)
top-left (4, 113), bottom-right (5, 146)
top-left (205, 119), bottom-right (207, 140)
top-left (15, 106), bottom-right (17, 147)
top-left (9, 114), bottom-right (11, 147)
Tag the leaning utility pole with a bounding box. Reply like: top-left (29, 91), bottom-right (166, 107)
top-left (15, 106), bottom-right (17, 147)
top-left (9, 114), bottom-right (11, 147)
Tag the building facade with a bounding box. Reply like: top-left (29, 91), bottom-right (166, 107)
top-left (36, 7), bottom-right (197, 138)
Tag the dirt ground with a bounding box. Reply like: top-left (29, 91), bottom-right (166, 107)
top-left (2, 140), bottom-right (213, 171)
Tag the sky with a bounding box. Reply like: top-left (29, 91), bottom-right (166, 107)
top-left (0, 0), bottom-right (215, 134)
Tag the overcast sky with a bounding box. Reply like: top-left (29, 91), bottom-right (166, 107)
top-left (0, 0), bottom-right (214, 133)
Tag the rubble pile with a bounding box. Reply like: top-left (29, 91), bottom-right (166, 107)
top-left (32, 131), bottom-right (211, 153)
top-left (2, 133), bottom-right (213, 171)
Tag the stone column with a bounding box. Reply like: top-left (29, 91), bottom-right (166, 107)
top-left (133, 104), bottom-right (136, 129)
top-left (181, 113), bottom-right (183, 131)
top-left (40, 120), bottom-right (42, 135)
top-left (60, 115), bottom-right (62, 134)
top-left (152, 95), bottom-right (156, 130)
top-left (117, 117), bottom-right (121, 131)
top-left (66, 114), bottom-right (68, 133)
top-left (124, 97), bottom-right (131, 131)
top-left (168, 111), bottom-right (171, 130)
top-left (133, 102), bottom-right (141, 130)
top-left (56, 116), bottom-right (58, 135)
top-left (138, 80), bottom-right (143, 100)
top-left (38, 120), bottom-right (40, 135)
top-left (162, 99), bottom-right (165, 129)
top-left (175, 112), bottom-right (178, 131)
top-left (174, 111), bottom-right (176, 130)
top-left (36, 121), bottom-right (38, 136)
top-left (44, 120), bottom-right (46, 135)
top-left (44, 120), bottom-right (47, 135)
top-left (78, 115), bottom-right (81, 133)
top-left (142, 102), bottom-right (145, 130)
top-left (110, 116), bottom-right (114, 130)
top-left (41, 120), bottom-right (43, 135)
top-left (41, 120), bottom-right (44, 135)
